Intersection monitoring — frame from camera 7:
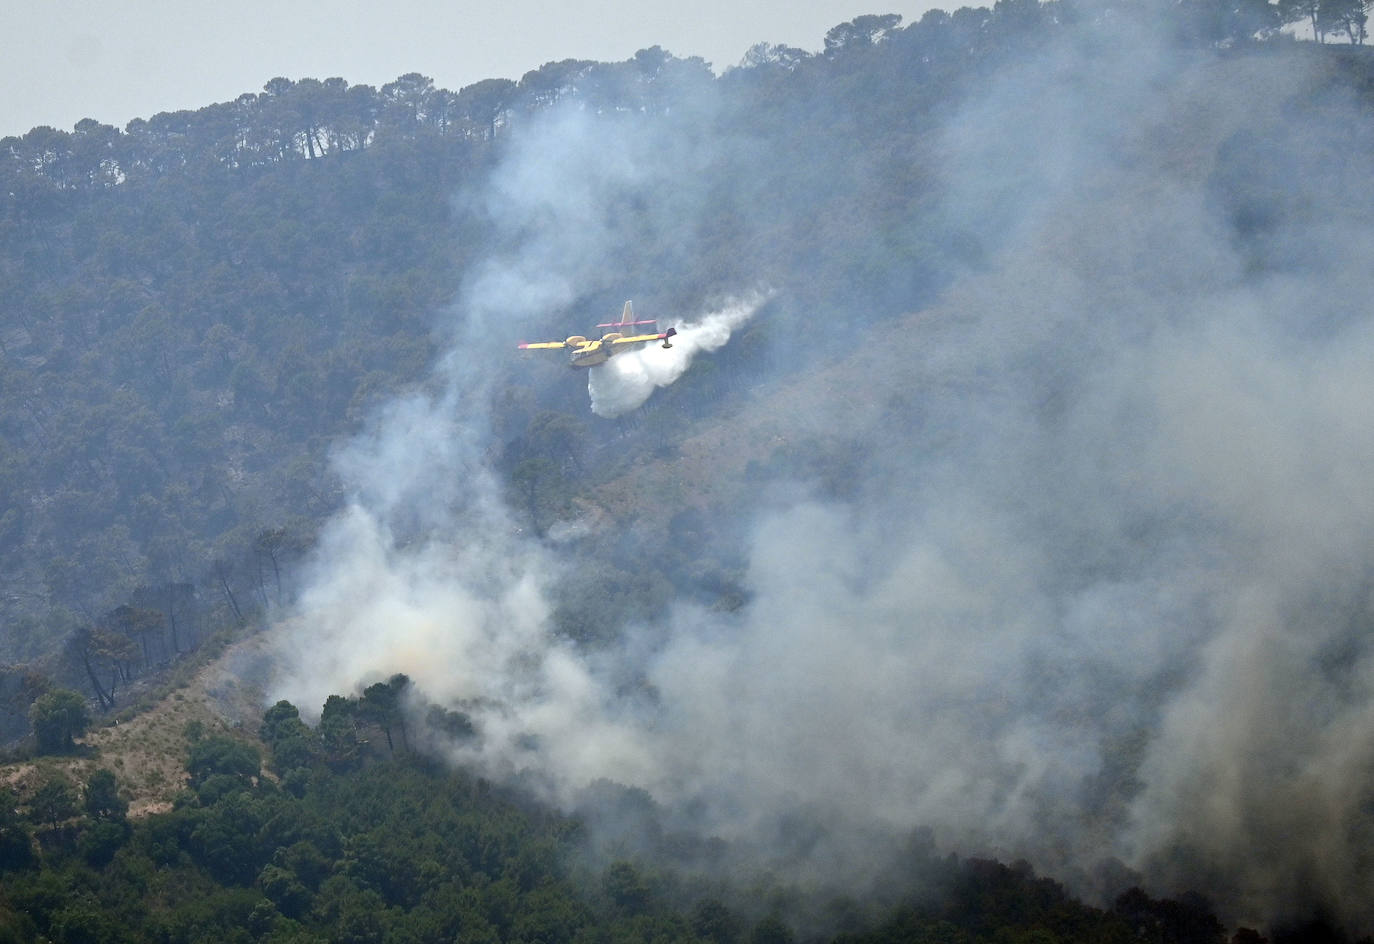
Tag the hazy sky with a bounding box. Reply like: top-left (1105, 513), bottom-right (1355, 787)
top-left (3, 0), bottom-right (938, 138)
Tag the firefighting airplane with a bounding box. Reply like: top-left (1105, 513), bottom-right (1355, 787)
top-left (518, 301), bottom-right (676, 369)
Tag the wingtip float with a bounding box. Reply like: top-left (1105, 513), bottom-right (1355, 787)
top-left (518, 301), bottom-right (676, 369)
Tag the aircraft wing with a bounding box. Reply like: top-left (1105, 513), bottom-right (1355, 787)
top-left (608, 332), bottom-right (670, 346)
top-left (517, 340), bottom-right (568, 350)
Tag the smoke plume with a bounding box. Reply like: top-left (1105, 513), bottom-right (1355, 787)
top-left (268, 13), bottom-right (1374, 935)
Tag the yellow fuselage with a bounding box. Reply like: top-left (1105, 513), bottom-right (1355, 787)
top-left (569, 341), bottom-right (613, 368)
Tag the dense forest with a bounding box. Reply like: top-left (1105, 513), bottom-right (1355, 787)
top-left (6, 0), bottom-right (1374, 940)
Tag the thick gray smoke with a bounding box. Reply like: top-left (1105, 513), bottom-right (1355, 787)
top-left (269, 16), bottom-right (1374, 934)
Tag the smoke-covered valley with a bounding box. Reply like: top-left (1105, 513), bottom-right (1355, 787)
top-left (237, 11), bottom-right (1374, 937)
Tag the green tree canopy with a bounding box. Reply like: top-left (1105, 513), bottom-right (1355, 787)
top-left (27, 688), bottom-right (90, 753)
top-left (82, 768), bottom-right (127, 821)
top-left (26, 774), bottom-right (77, 832)
top-left (187, 734), bottom-right (261, 787)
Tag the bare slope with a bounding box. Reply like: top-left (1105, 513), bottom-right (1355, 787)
top-left (3, 636), bottom-right (272, 817)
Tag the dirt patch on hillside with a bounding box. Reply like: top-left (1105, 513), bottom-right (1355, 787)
top-left (2, 635), bottom-right (273, 816)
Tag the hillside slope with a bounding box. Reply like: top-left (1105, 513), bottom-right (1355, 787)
top-left (3, 636), bottom-right (271, 817)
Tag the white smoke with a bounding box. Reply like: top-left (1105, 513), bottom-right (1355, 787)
top-left (587, 292), bottom-right (765, 417)
top-left (265, 18), bottom-right (1374, 936)
top-left (268, 483), bottom-right (664, 798)
top-left (266, 95), bottom-right (736, 798)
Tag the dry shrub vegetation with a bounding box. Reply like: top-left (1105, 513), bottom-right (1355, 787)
top-left (3, 636), bottom-right (272, 816)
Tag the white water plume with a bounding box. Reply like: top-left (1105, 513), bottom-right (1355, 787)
top-left (587, 292), bottom-right (765, 417)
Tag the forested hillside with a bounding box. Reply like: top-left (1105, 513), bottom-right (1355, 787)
top-left (0, 683), bottom-right (1244, 944)
top-left (6, 0), bottom-right (1374, 940)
